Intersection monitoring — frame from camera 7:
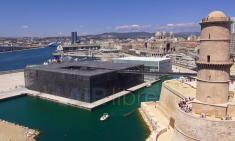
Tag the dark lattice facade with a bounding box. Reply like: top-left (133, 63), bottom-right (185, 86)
top-left (25, 61), bottom-right (144, 103)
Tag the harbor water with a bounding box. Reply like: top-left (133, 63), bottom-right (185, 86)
top-left (0, 47), bottom-right (56, 72)
top-left (0, 47), bottom-right (167, 141)
top-left (0, 83), bottom-right (164, 141)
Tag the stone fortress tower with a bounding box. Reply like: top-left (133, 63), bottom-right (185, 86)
top-left (194, 11), bottom-right (233, 115)
top-left (173, 11), bottom-right (235, 141)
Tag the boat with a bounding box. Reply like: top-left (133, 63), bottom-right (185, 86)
top-left (146, 83), bottom-right (151, 87)
top-left (43, 62), bottom-right (49, 65)
top-left (100, 113), bottom-right (109, 121)
top-left (48, 42), bottom-right (59, 48)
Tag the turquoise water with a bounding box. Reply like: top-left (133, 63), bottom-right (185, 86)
top-left (0, 80), bottom-right (166, 141)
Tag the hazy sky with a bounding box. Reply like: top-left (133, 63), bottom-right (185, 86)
top-left (0, 0), bottom-right (234, 37)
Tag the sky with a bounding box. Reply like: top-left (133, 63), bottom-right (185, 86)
top-left (0, 0), bottom-right (234, 37)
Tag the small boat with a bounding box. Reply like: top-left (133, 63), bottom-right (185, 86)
top-left (43, 62), bottom-right (48, 65)
top-left (146, 83), bottom-right (151, 87)
top-left (100, 113), bottom-right (109, 121)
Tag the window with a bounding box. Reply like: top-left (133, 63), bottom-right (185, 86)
top-left (207, 55), bottom-right (210, 63)
top-left (209, 33), bottom-right (211, 39)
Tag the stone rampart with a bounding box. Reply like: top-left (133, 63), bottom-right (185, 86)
top-left (173, 107), bottom-right (235, 141)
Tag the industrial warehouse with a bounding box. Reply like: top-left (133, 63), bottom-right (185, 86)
top-left (24, 61), bottom-right (144, 103)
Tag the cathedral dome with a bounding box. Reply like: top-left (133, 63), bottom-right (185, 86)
top-left (155, 32), bottom-right (161, 37)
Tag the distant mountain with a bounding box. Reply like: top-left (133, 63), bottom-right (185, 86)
top-left (174, 32), bottom-right (200, 38)
top-left (83, 32), bottom-right (154, 40)
top-left (0, 31), bottom-right (200, 40)
top-left (81, 31), bottom-right (200, 40)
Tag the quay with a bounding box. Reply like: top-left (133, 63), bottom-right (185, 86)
top-left (0, 70), bottom-right (25, 93)
top-left (0, 88), bottom-right (27, 101)
top-left (0, 71), bottom-right (159, 111)
top-left (139, 102), bottom-right (173, 141)
top-left (139, 79), bottom-right (196, 141)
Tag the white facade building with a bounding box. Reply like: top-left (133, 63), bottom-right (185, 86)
top-left (113, 57), bottom-right (172, 72)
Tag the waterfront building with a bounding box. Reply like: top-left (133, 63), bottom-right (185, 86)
top-left (61, 44), bottom-right (101, 52)
top-left (25, 61), bottom-right (144, 103)
top-left (55, 32), bottom-right (101, 58)
top-left (113, 57), bottom-right (172, 73)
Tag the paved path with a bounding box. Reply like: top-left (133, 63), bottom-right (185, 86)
top-left (0, 72), bottom-right (25, 93)
top-left (0, 88), bottom-right (27, 100)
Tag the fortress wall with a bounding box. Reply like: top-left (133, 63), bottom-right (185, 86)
top-left (227, 104), bottom-right (235, 117)
top-left (174, 107), bottom-right (235, 141)
top-left (192, 102), bottom-right (227, 117)
top-left (158, 82), bottom-right (184, 119)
